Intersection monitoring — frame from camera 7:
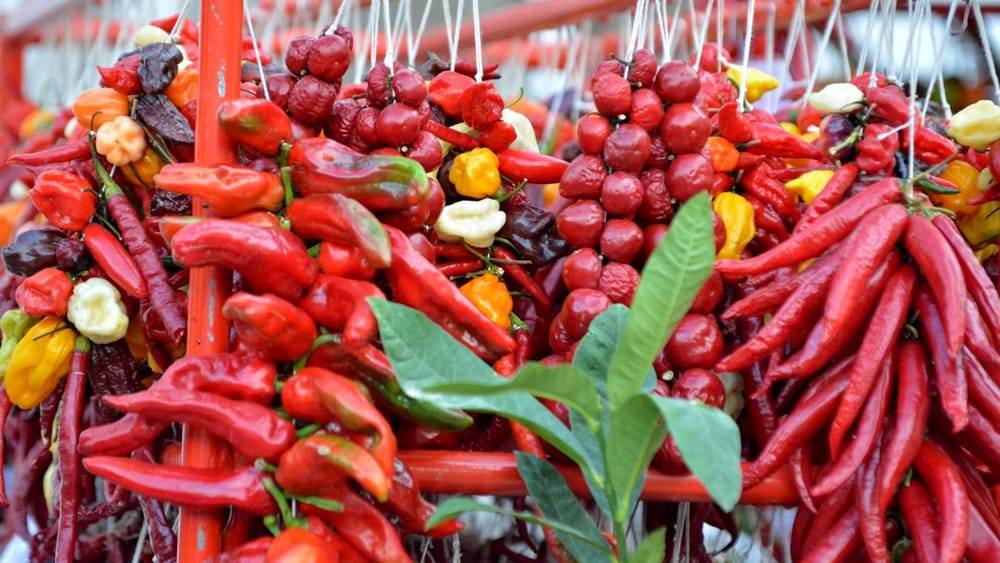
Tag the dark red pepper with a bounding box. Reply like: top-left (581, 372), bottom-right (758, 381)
top-left (298, 274), bottom-right (383, 347)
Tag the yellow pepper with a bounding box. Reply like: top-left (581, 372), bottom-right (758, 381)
top-left (713, 192), bottom-right (755, 260)
top-left (785, 170), bottom-right (834, 205)
top-left (5, 317), bottom-right (77, 409)
top-left (449, 148), bottom-right (501, 199)
top-left (959, 201), bottom-right (1000, 246)
top-left (123, 314), bottom-right (147, 361)
top-left (946, 100), bottom-right (1000, 150)
top-left (542, 183), bottom-right (560, 207)
top-left (18, 109), bottom-right (55, 141)
top-left (933, 160), bottom-right (983, 216)
top-left (460, 273), bottom-right (513, 330)
top-left (975, 244), bottom-right (998, 264)
top-left (120, 148), bottom-right (165, 188)
top-left (725, 66), bottom-right (779, 103)
top-left (95, 116), bottom-right (147, 167)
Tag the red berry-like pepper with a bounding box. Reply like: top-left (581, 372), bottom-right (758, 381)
top-left (428, 71), bottom-right (475, 116)
top-left (459, 82), bottom-right (504, 130)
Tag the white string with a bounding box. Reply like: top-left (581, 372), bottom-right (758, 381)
top-left (666, 1), bottom-right (683, 60)
top-left (855, 0), bottom-right (881, 75)
top-left (686, 0), bottom-right (701, 58)
top-left (244, 0), bottom-right (270, 101)
top-left (441, 0), bottom-right (454, 68)
top-left (625, 0), bottom-right (649, 61)
top-left (885, 0), bottom-right (897, 79)
top-left (692, 0), bottom-right (716, 69)
top-left (795, 0), bottom-right (812, 82)
top-left (736, 0), bottom-right (755, 108)
top-left (654, 0), bottom-right (667, 60)
top-left (774, 1), bottom-right (803, 103)
top-left (369, 0), bottom-right (380, 69)
top-left (327, 0), bottom-right (353, 35)
top-left (472, 0), bottom-right (483, 81)
top-left (907, 0), bottom-right (931, 179)
top-left (801, 0), bottom-right (841, 104)
top-left (971, 0), bottom-right (1000, 102)
top-left (392, 0), bottom-right (408, 59)
top-left (169, 0), bottom-right (192, 39)
top-left (922, 0), bottom-right (958, 118)
top-left (314, 0), bottom-right (332, 36)
top-left (715, 0), bottom-right (723, 70)
top-left (381, 0), bottom-right (395, 75)
top-left (764, 3), bottom-right (775, 77)
top-left (409, 0), bottom-right (434, 65)
top-left (868, 0), bottom-right (891, 87)
top-left (449, 0), bottom-right (466, 71)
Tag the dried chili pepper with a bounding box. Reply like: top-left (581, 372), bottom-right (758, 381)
top-left (900, 480), bottom-right (941, 563)
top-left (287, 193), bottom-right (391, 268)
top-left (912, 440), bottom-right (970, 563)
top-left (223, 292), bottom-right (317, 362)
top-left (82, 457), bottom-right (277, 515)
top-left (54, 337), bottom-right (89, 563)
top-left (298, 275), bottom-right (382, 347)
top-left (875, 341), bottom-right (930, 508)
top-left (3, 228), bottom-right (66, 277)
top-left (135, 93), bottom-right (194, 144)
top-left (855, 436), bottom-right (888, 563)
top-left (301, 485), bottom-right (411, 563)
top-left (138, 43), bottom-right (182, 94)
top-left (154, 163), bottom-right (283, 216)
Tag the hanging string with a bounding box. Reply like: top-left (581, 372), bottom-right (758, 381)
top-left (801, 0), bottom-right (842, 104)
top-left (325, 0), bottom-right (353, 35)
top-left (884, 0), bottom-right (897, 79)
top-left (736, 0), bottom-right (756, 108)
top-left (834, 11), bottom-right (850, 79)
top-left (854, 0), bottom-right (880, 75)
top-left (666, 1), bottom-right (683, 60)
top-left (868, 0), bottom-right (891, 87)
top-left (408, 0), bottom-right (434, 66)
top-left (448, 0), bottom-right (466, 71)
top-left (170, 0), bottom-right (193, 39)
top-left (906, 0), bottom-right (932, 179)
top-left (692, 0), bottom-right (716, 69)
top-left (654, 0), bottom-right (667, 60)
top-left (795, 0), bottom-right (812, 83)
top-left (922, 0), bottom-right (959, 119)
top-left (971, 0), bottom-right (1000, 102)
top-left (381, 0), bottom-right (395, 76)
top-left (773, 0), bottom-right (803, 103)
top-left (244, 0), bottom-right (270, 101)
top-left (392, 0), bottom-right (408, 59)
top-left (715, 0), bottom-right (723, 70)
top-left (369, 0), bottom-right (380, 69)
top-left (686, 0), bottom-right (701, 59)
top-left (472, 0), bottom-right (483, 81)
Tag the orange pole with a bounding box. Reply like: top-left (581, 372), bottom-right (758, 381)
top-left (399, 451), bottom-right (799, 506)
top-left (178, 1), bottom-right (242, 561)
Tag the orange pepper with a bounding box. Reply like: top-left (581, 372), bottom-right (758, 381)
top-left (165, 68), bottom-right (198, 109)
top-left (704, 136), bottom-right (739, 173)
top-left (0, 201), bottom-right (28, 245)
top-left (459, 273), bottom-right (513, 330)
top-left (73, 88), bottom-right (129, 130)
top-left (933, 160), bottom-right (982, 216)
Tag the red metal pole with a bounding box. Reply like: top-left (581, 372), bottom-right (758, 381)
top-left (178, 1), bottom-right (242, 560)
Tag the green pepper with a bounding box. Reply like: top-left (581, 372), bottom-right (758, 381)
top-left (0, 310), bottom-right (38, 378)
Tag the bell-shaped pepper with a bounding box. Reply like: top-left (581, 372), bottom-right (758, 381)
top-left (433, 198), bottom-right (507, 248)
top-left (459, 274), bottom-right (513, 330)
top-left (807, 82), bottom-right (864, 114)
top-left (287, 193), bottom-right (391, 268)
top-left (713, 192), bottom-right (755, 260)
top-left (276, 434), bottom-right (390, 502)
top-left (15, 268), bottom-right (73, 318)
top-left (784, 169), bottom-right (834, 204)
top-left (73, 87), bottom-right (129, 130)
top-left (171, 219), bottom-right (318, 301)
top-left (947, 100), bottom-right (1000, 150)
top-left (449, 148), bottom-right (501, 198)
top-left (933, 160), bottom-right (984, 215)
top-left (5, 317), bottom-right (77, 409)
top-left (120, 148), bottom-right (165, 189)
top-left (154, 163), bottom-right (283, 217)
top-left (298, 275), bottom-right (383, 348)
top-left (67, 278), bottom-right (130, 344)
top-left (29, 170), bottom-right (97, 232)
top-left (95, 116), bottom-right (147, 166)
top-left (222, 292), bottom-right (317, 362)
top-left (0, 310), bottom-right (37, 377)
top-left (725, 66), bottom-right (779, 102)
top-left (218, 99), bottom-right (292, 155)
top-left (288, 138), bottom-right (429, 212)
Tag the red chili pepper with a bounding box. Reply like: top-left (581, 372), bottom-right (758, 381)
top-left (437, 259), bottom-right (484, 276)
top-left (384, 458), bottom-right (464, 538)
top-left (54, 338), bottom-right (88, 563)
top-left (875, 341), bottom-right (931, 508)
top-left (171, 219), bottom-right (318, 301)
top-left (912, 439), bottom-right (970, 563)
top-left (276, 433), bottom-right (390, 502)
top-left (940, 440), bottom-right (1000, 539)
top-left (318, 241), bottom-right (376, 280)
top-left (223, 292), bottom-right (318, 361)
top-left (287, 192), bottom-right (391, 268)
top-left (915, 286), bottom-right (969, 431)
top-left (900, 480), bottom-right (942, 563)
top-left (132, 447), bottom-right (178, 562)
top-left (386, 226), bottom-right (515, 361)
top-left (802, 499), bottom-right (861, 562)
top-left (266, 527), bottom-right (337, 563)
top-left (802, 472), bottom-right (856, 552)
top-left (14, 267), bottom-right (73, 318)
top-left (103, 389), bottom-right (296, 461)
top-left (855, 435), bottom-right (888, 563)
top-left (305, 516), bottom-right (369, 563)
top-left (298, 275), bottom-right (383, 348)
top-left (496, 149), bottom-right (569, 184)
top-left (717, 101), bottom-right (754, 143)
top-left (29, 170), bottom-right (97, 231)
top-left (959, 403), bottom-right (1000, 468)
top-left (84, 457), bottom-right (277, 515)
top-left (797, 163), bottom-right (859, 232)
top-left (153, 163), bottom-right (283, 217)
top-left (423, 118), bottom-right (480, 150)
top-left (746, 122), bottom-right (823, 160)
top-left (479, 121), bottom-right (516, 152)
top-left (493, 246), bottom-right (551, 309)
top-left (932, 215), bottom-right (1000, 340)
top-left (828, 264), bottom-right (915, 456)
top-left (97, 54), bottom-right (141, 96)
top-left (790, 448), bottom-right (817, 512)
top-left (746, 196), bottom-right (790, 241)
top-left (156, 211), bottom-right (282, 244)
top-left (206, 537), bottom-right (271, 563)
top-left (82, 223), bottom-right (148, 299)
top-left (812, 352), bottom-right (893, 497)
top-left (459, 82), bottom-right (504, 130)
top-left (428, 70), bottom-right (475, 116)
top-left (735, 318), bottom-right (778, 448)
top-left (906, 126), bottom-right (958, 165)
top-left (989, 140), bottom-right (1000, 180)
top-left (301, 484), bottom-right (411, 563)
top-left (218, 99), bottom-right (292, 155)
top-left (791, 505), bottom-right (814, 561)
top-left (906, 214), bottom-right (967, 356)
top-left (739, 165), bottom-right (799, 220)
top-left (966, 348), bottom-right (1000, 424)
top-left (0, 390), bottom-right (11, 508)
top-left (723, 267), bottom-right (800, 320)
top-left (716, 177), bottom-right (901, 278)
top-left (8, 138), bottom-right (90, 167)
top-left (855, 123), bottom-right (900, 174)
top-left (867, 85), bottom-right (912, 125)
top-left (91, 148), bottom-right (186, 343)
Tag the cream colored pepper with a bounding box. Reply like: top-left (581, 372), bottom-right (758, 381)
top-left (95, 116), bottom-right (147, 167)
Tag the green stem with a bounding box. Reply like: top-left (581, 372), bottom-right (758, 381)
top-left (280, 166), bottom-right (295, 210)
top-left (87, 136), bottom-right (125, 198)
top-left (614, 519), bottom-right (629, 563)
top-left (292, 333), bottom-right (341, 373)
top-left (262, 477), bottom-right (306, 528)
top-left (296, 423), bottom-right (321, 439)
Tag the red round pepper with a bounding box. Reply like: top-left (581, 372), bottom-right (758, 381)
top-left (29, 170), bottom-right (97, 232)
top-left (14, 267), bottom-right (73, 318)
top-left (223, 292), bottom-right (318, 362)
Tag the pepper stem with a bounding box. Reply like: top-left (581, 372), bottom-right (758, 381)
top-left (292, 333), bottom-right (341, 373)
top-left (87, 136), bottom-right (125, 199)
top-left (74, 336), bottom-right (91, 354)
top-left (262, 477), bottom-right (307, 529)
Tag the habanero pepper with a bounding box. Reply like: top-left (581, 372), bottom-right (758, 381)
top-left (103, 388), bottom-right (296, 461)
top-left (428, 71), bottom-right (475, 116)
top-left (450, 148), bottom-right (501, 199)
top-left (287, 193), bottom-right (391, 268)
top-left (82, 223), bottom-right (147, 299)
top-left (275, 434), bottom-right (390, 502)
top-left (218, 98), bottom-right (292, 155)
top-left (171, 219), bottom-right (318, 301)
top-left (223, 292), bottom-right (317, 362)
top-left (82, 456), bottom-right (277, 515)
top-left (120, 148), bottom-right (165, 190)
top-left (29, 170), bottom-right (97, 231)
top-left (386, 226), bottom-right (515, 361)
top-left (154, 163), bottom-right (283, 216)
top-left (14, 267), bottom-right (73, 318)
top-left (288, 137), bottom-right (429, 212)
top-left (4, 317), bottom-right (76, 409)
top-left (298, 275), bottom-right (382, 348)
top-left (459, 273), bottom-right (513, 330)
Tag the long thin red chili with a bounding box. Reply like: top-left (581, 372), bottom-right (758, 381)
top-left (423, 119), bottom-right (480, 150)
top-left (715, 177), bottom-right (900, 278)
top-left (932, 214), bottom-right (1000, 340)
top-left (899, 480), bottom-right (942, 563)
top-left (966, 496), bottom-right (1000, 563)
top-left (736, 317), bottom-right (778, 448)
top-left (938, 439), bottom-right (1000, 538)
top-left (0, 389), bottom-right (11, 508)
top-left (905, 214), bottom-right (967, 358)
top-left (912, 439), bottom-right (970, 563)
top-left (8, 137), bottom-right (90, 166)
top-left (493, 246), bottom-right (551, 309)
top-left (964, 299), bottom-right (1000, 379)
top-left (856, 435), bottom-right (888, 563)
top-left (133, 447), bottom-right (178, 562)
top-left (960, 403), bottom-right (1000, 468)
top-left (828, 264), bottom-right (914, 456)
top-left (797, 164), bottom-right (860, 232)
top-left (915, 287), bottom-right (969, 431)
top-left (790, 505), bottom-right (814, 561)
top-left (876, 341), bottom-right (930, 509)
top-left (55, 338), bottom-right (89, 563)
top-left (789, 448), bottom-right (816, 512)
top-left (802, 507), bottom-right (860, 563)
top-left (437, 259), bottom-right (484, 277)
top-left (722, 249), bottom-right (840, 321)
top-left (966, 348), bottom-right (1000, 424)
top-left (82, 223), bottom-right (148, 299)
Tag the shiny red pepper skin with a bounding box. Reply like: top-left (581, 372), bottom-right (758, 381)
top-left (218, 98), bottom-right (292, 155)
top-left (55, 341), bottom-right (88, 563)
top-left (855, 124), bottom-right (899, 174)
top-left (82, 223), bottom-right (148, 298)
top-left (171, 219), bottom-right (318, 301)
top-left (855, 435), bottom-right (887, 563)
top-left (14, 267), bottom-right (73, 318)
top-left (301, 485), bottom-right (412, 563)
top-left (875, 341), bottom-right (930, 507)
top-left (723, 267), bottom-right (801, 320)
top-left (905, 214), bottom-right (967, 357)
top-left (97, 54), bottom-right (141, 95)
top-left (740, 165), bottom-right (799, 220)
top-left (103, 389), bottom-right (296, 461)
top-left (966, 498), bottom-right (1000, 563)
top-left (298, 275), bottom-right (383, 348)
top-left (276, 434), bottom-right (390, 502)
top-left (317, 241), bottom-right (375, 280)
top-left (29, 170), bottom-right (97, 231)
top-left (746, 123), bottom-right (823, 160)
top-left (287, 193), bottom-right (391, 268)
top-left (428, 71), bottom-right (475, 116)
top-left (959, 403), bottom-right (1000, 468)
top-left (82, 457), bottom-right (277, 515)
top-left (288, 138), bottom-right (429, 212)
top-left (797, 163), bottom-right (859, 232)
top-left (747, 196), bottom-right (789, 241)
top-left (493, 246), bottom-right (551, 309)
top-left (154, 163), bottom-right (284, 216)
top-left (224, 292), bottom-right (317, 361)
top-left (866, 85), bottom-right (911, 125)
top-left (8, 138), bottom-right (90, 167)
top-left (385, 458), bottom-right (464, 538)
top-left (717, 102), bottom-right (754, 142)
top-left (423, 119), bottom-right (480, 150)
top-left (497, 149), bottom-right (569, 184)
top-left (933, 215), bottom-right (1000, 341)
top-left (912, 440), bottom-right (970, 563)
top-left (908, 126), bottom-right (958, 164)
top-left (386, 226), bottom-right (515, 361)
top-left (915, 287), bottom-right (969, 431)
top-left (966, 348), bottom-right (1000, 424)
top-left (900, 480), bottom-right (942, 563)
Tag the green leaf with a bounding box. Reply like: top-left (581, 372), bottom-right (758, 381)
top-left (649, 396), bottom-right (742, 511)
top-left (573, 304), bottom-right (629, 407)
top-left (632, 528), bottom-right (667, 563)
top-left (370, 298), bottom-right (594, 477)
top-left (605, 395), bottom-right (668, 522)
top-left (426, 497), bottom-right (612, 552)
top-left (568, 409), bottom-right (610, 515)
top-left (606, 192), bottom-right (715, 410)
top-left (516, 452), bottom-right (615, 563)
